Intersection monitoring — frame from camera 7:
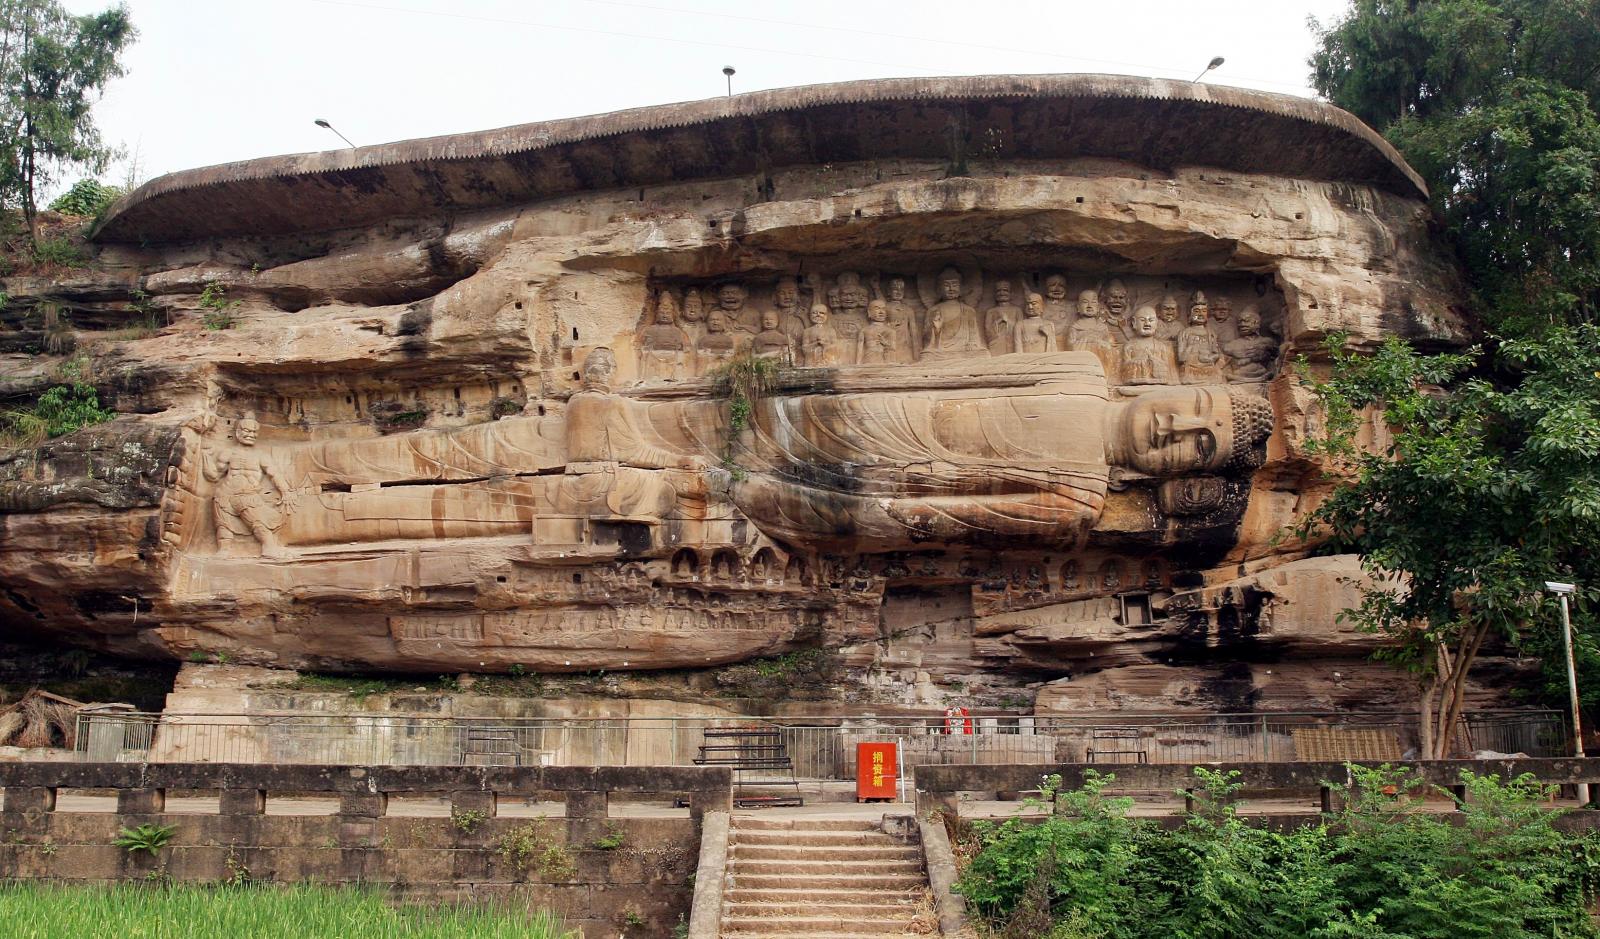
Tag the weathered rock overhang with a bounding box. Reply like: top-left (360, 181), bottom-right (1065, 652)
top-left (92, 73), bottom-right (1425, 244)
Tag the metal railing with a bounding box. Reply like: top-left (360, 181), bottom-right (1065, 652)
top-left (74, 709), bottom-right (1565, 779)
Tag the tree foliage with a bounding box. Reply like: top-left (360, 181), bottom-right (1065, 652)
top-left (957, 767), bottom-right (1600, 939)
top-left (0, 0), bottom-right (134, 241)
top-left (1307, 1), bottom-right (1600, 736)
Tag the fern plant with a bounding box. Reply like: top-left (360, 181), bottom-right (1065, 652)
top-left (113, 823), bottom-right (175, 856)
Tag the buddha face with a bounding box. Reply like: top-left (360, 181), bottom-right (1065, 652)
top-left (1025, 293), bottom-right (1044, 318)
top-left (868, 299), bottom-right (888, 323)
top-left (809, 305), bottom-right (829, 326)
top-left (680, 289), bottom-right (703, 323)
top-left (1211, 296), bottom-right (1232, 323)
top-left (1111, 386), bottom-right (1233, 475)
top-left (1237, 308), bottom-right (1261, 336)
top-left (994, 280), bottom-right (1012, 304)
top-left (1133, 306), bottom-right (1158, 337)
top-left (761, 309), bottom-right (780, 331)
top-left (235, 417), bottom-right (260, 447)
top-left (1046, 275), bottom-right (1068, 301)
top-left (655, 294), bottom-right (679, 324)
top-left (1157, 296), bottom-right (1179, 323)
top-left (1078, 290), bottom-right (1101, 319)
top-left (717, 285), bottom-right (745, 312)
top-left (939, 270), bottom-right (962, 301)
top-left (888, 278), bottom-right (906, 301)
top-left (707, 310), bottom-right (727, 333)
top-left (837, 274), bottom-right (868, 310)
top-left (1103, 280), bottom-right (1128, 316)
top-left (774, 280), bottom-right (798, 309)
top-left (1189, 305), bottom-right (1209, 326)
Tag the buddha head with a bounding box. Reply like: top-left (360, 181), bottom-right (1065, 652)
top-left (717, 283), bottom-right (746, 313)
top-left (680, 288), bottom-right (704, 324)
top-left (887, 277), bottom-right (907, 302)
top-left (1025, 292), bottom-right (1044, 318)
top-left (774, 278), bottom-right (798, 310)
top-left (994, 279), bottom-right (1013, 305)
top-left (1078, 289), bottom-right (1102, 319)
top-left (938, 267), bottom-right (963, 301)
top-left (761, 308), bottom-right (780, 332)
top-left (1132, 305), bottom-right (1158, 337)
top-left (1106, 387), bottom-right (1273, 476)
top-left (1189, 291), bottom-right (1210, 326)
top-left (1045, 274), bottom-right (1068, 301)
top-left (1237, 306), bottom-right (1262, 337)
top-left (706, 310), bottom-right (728, 334)
top-left (581, 347), bottom-right (618, 392)
top-left (654, 291), bottom-right (679, 324)
top-left (837, 272), bottom-right (869, 311)
top-left (1211, 295), bottom-right (1233, 324)
top-left (809, 304), bottom-right (830, 326)
top-left (1157, 294), bottom-right (1180, 323)
top-left (867, 298), bottom-right (888, 323)
top-left (1103, 279), bottom-right (1129, 317)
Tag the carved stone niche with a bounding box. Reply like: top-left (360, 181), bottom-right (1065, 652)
top-left (633, 268), bottom-right (1287, 388)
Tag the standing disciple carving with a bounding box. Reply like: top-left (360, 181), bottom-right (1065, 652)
top-left (1013, 292), bottom-right (1056, 353)
top-left (696, 310), bottom-right (740, 372)
top-left (751, 308), bottom-right (793, 360)
top-left (204, 411), bottom-right (296, 557)
top-left (921, 267), bottom-right (987, 360)
top-left (1121, 305), bottom-right (1179, 384)
top-left (639, 292), bottom-right (693, 382)
top-left (1042, 274), bottom-right (1073, 347)
top-left (1224, 305), bottom-right (1278, 381)
top-left (1155, 294), bottom-right (1184, 340)
top-left (884, 276), bottom-right (922, 360)
top-left (858, 298), bottom-right (905, 364)
top-left (1210, 294), bottom-right (1235, 340)
top-left (985, 278), bottom-right (1022, 355)
top-left (771, 277), bottom-right (807, 338)
top-left (830, 272), bottom-right (871, 353)
top-left (800, 304), bottom-right (843, 367)
top-left (1068, 289), bottom-right (1120, 382)
top-left (1176, 291), bottom-right (1227, 384)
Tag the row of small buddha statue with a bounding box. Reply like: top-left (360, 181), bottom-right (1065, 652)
top-left (637, 269), bottom-right (1279, 384)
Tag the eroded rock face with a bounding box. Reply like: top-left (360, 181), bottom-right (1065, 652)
top-left (0, 76), bottom-right (1477, 712)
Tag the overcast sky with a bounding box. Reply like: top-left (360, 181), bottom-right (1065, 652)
top-left (65, 0), bottom-right (1353, 191)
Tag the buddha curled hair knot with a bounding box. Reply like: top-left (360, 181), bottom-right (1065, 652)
top-left (1228, 393), bottom-right (1273, 470)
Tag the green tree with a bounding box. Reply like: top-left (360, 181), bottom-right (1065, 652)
top-left (1307, 1), bottom-right (1600, 746)
top-left (0, 0), bottom-right (134, 243)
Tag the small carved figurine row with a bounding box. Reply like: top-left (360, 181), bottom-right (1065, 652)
top-left (637, 270), bottom-right (1279, 384)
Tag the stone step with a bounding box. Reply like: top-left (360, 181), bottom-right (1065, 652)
top-left (730, 858), bottom-right (924, 877)
top-left (722, 914), bottom-right (917, 935)
top-left (730, 843), bottom-right (922, 862)
top-left (731, 817), bottom-right (885, 832)
top-left (729, 872), bottom-right (928, 891)
top-left (725, 888), bottom-right (924, 905)
top-left (724, 900), bottom-right (921, 919)
top-left (731, 829), bottom-right (911, 847)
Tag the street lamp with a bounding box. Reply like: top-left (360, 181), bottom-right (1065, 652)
top-left (313, 118), bottom-right (356, 149)
top-left (1546, 581), bottom-right (1589, 804)
top-left (722, 66), bottom-right (736, 97)
top-left (1192, 56), bottom-right (1225, 83)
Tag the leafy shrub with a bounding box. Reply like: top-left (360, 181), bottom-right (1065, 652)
top-left (497, 820), bottom-right (575, 881)
top-left (113, 823), bottom-right (175, 856)
top-left (1, 383), bottom-right (115, 448)
top-left (31, 236), bottom-right (85, 268)
top-left (955, 765), bottom-right (1600, 939)
top-left (49, 178), bottom-right (123, 217)
top-left (199, 282), bottom-right (240, 330)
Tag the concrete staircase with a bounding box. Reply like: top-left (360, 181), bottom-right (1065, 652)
top-left (721, 816), bottom-right (929, 938)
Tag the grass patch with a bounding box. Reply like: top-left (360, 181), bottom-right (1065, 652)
top-left (0, 882), bottom-right (578, 938)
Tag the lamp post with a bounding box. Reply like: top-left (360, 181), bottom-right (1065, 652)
top-left (1191, 56), bottom-right (1225, 83)
top-left (313, 119), bottom-right (356, 149)
top-left (722, 66), bottom-right (736, 97)
top-left (1546, 581), bottom-right (1589, 804)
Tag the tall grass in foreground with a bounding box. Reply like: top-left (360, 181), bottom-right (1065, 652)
top-left (0, 882), bottom-right (580, 939)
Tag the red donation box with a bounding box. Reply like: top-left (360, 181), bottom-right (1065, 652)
top-left (856, 741), bottom-right (898, 801)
